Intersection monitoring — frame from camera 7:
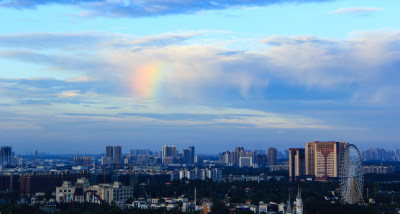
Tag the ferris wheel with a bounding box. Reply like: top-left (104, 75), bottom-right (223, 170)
top-left (339, 144), bottom-right (365, 204)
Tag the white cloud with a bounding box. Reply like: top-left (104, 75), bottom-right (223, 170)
top-left (331, 7), bottom-right (383, 15)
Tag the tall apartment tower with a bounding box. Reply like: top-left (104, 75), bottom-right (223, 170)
top-left (106, 146), bottom-right (113, 159)
top-left (233, 147), bottom-right (244, 165)
top-left (305, 141), bottom-right (348, 181)
top-left (113, 146), bottom-right (122, 164)
top-left (268, 147), bottom-right (277, 165)
top-left (183, 146), bottom-right (195, 164)
top-left (219, 151), bottom-right (230, 164)
top-left (289, 148), bottom-right (305, 182)
top-left (162, 145), bottom-right (177, 164)
top-left (0, 146), bottom-right (12, 166)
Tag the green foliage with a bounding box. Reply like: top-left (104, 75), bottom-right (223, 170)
top-left (304, 200), bottom-right (381, 214)
top-left (0, 204), bottom-right (45, 214)
top-left (210, 198), bottom-right (229, 214)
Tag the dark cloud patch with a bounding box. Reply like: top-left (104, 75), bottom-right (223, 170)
top-left (60, 113), bottom-right (115, 117)
top-left (17, 99), bottom-right (52, 105)
top-left (0, 50), bottom-right (111, 72)
top-left (118, 112), bottom-right (260, 121)
top-left (0, 32), bottom-right (199, 50)
top-left (0, 0), bottom-right (333, 18)
top-left (103, 106), bottom-right (120, 110)
top-left (0, 33), bottom-right (107, 50)
top-left (0, 78), bottom-right (120, 103)
top-left (262, 36), bottom-right (339, 47)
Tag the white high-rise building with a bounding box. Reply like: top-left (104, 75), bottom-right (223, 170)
top-left (162, 145), bottom-right (177, 164)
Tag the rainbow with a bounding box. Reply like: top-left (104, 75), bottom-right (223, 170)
top-left (130, 62), bottom-right (168, 99)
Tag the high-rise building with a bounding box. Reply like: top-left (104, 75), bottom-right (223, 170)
top-left (162, 145), bottom-right (177, 164)
top-left (0, 146), bottom-right (12, 166)
top-left (238, 150), bottom-right (255, 167)
top-left (268, 147), bottom-right (277, 166)
top-left (219, 151), bottom-right (230, 164)
top-left (254, 154), bottom-right (268, 167)
top-left (183, 146), bottom-right (195, 164)
top-left (113, 146), bottom-right (122, 164)
top-left (232, 147), bottom-right (244, 165)
top-left (106, 146), bottom-right (113, 159)
top-left (239, 157), bottom-right (253, 168)
top-left (305, 141), bottom-right (348, 180)
top-left (289, 148), bottom-right (305, 182)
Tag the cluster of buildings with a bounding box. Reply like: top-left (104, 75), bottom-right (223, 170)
top-left (161, 145), bottom-right (195, 165)
top-left (218, 147), bottom-right (277, 168)
top-left (96, 145), bottom-right (197, 166)
top-left (288, 141), bottom-right (348, 182)
top-left (102, 145), bottom-right (123, 165)
top-left (0, 166), bottom-right (226, 196)
top-left (1, 171), bottom-right (90, 195)
top-left (128, 192), bottom-right (303, 214)
top-left (362, 165), bottom-right (396, 174)
top-left (362, 148), bottom-right (400, 161)
top-left (55, 176), bottom-right (303, 214)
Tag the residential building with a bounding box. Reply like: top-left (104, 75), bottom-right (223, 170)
top-left (268, 148), bottom-right (277, 166)
top-left (305, 141), bottom-right (348, 181)
top-left (239, 157), bottom-right (253, 168)
top-left (106, 146), bottom-right (113, 159)
top-left (114, 146), bottom-right (122, 164)
top-left (182, 146), bottom-right (195, 164)
top-left (0, 146), bottom-right (12, 166)
top-left (289, 148), bottom-right (305, 182)
top-left (162, 145), bottom-right (177, 164)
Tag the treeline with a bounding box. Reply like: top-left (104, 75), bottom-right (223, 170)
top-left (0, 203), bottom-right (201, 214)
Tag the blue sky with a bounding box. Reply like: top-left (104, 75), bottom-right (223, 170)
top-left (0, 0), bottom-right (399, 154)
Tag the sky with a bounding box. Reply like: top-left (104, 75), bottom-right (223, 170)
top-left (0, 0), bottom-right (399, 154)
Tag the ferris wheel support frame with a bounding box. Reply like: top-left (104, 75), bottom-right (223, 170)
top-left (339, 144), bottom-right (365, 204)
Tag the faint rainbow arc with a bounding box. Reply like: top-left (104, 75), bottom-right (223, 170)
top-left (131, 63), bottom-right (169, 99)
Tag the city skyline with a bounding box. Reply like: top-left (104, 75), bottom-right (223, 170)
top-left (1, 0), bottom-right (400, 153)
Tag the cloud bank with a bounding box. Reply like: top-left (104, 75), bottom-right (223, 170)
top-left (2, 30), bottom-right (400, 105)
top-left (0, 0), bottom-right (333, 17)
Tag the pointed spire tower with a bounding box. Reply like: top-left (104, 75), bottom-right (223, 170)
top-left (286, 194), bottom-right (293, 214)
top-left (295, 186), bottom-right (303, 214)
